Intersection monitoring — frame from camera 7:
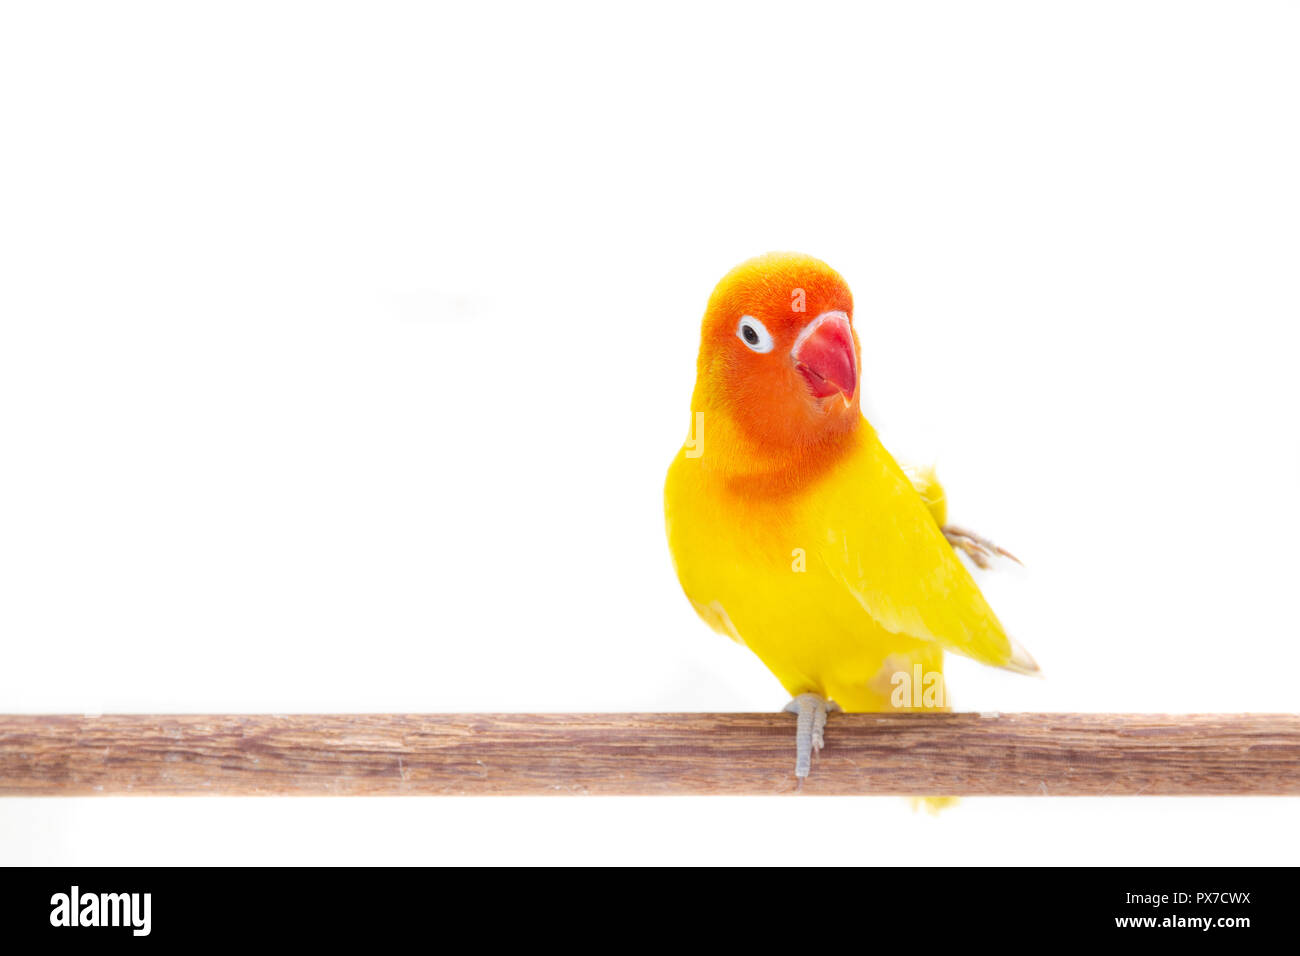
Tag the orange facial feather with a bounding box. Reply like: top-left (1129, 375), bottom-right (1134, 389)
top-left (688, 251), bottom-right (861, 486)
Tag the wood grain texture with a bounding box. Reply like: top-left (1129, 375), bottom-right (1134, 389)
top-left (0, 713), bottom-right (1297, 796)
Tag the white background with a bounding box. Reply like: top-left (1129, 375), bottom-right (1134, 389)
top-left (2, 1), bottom-right (1297, 864)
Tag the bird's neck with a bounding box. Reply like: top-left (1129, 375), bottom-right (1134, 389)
top-left (681, 403), bottom-right (871, 496)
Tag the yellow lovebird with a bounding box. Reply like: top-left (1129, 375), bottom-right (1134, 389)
top-left (664, 252), bottom-right (1038, 784)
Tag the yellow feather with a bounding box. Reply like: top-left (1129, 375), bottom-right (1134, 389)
top-left (666, 420), bottom-right (1027, 713)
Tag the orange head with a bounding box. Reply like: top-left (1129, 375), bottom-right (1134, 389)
top-left (690, 252), bottom-right (861, 471)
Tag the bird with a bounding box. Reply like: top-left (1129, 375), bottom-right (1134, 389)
top-left (663, 251), bottom-right (1038, 789)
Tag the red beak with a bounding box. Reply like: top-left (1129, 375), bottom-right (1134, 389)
top-left (792, 311), bottom-right (857, 403)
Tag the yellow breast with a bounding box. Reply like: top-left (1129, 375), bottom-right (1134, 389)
top-left (664, 431), bottom-right (946, 711)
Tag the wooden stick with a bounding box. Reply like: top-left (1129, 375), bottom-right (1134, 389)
top-left (0, 713), bottom-right (1296, 796)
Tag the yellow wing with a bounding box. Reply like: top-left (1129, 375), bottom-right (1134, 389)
top-left (810, 429), bottom-right (1037, 674)
top-left (902, 462), bottom-right (947, 527)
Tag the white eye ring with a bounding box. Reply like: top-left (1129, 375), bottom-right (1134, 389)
top-left (737, 315), bottom-right (774, 353)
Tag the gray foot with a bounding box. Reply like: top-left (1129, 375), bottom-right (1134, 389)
top-left (783, 693), bottom-right (840, 783)
top-left (942, 524), bottom-right (1021, 570)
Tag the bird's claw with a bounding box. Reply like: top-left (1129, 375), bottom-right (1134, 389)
top-left (942, 524), bottom-right (1022, 570)
top-left (785, 693), bottom-right (839, 785)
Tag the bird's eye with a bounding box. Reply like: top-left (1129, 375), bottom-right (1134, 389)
top-left (737, 316), bottom-right (774, 353)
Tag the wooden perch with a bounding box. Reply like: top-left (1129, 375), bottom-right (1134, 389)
top-left (0, 713), bottom-right (1297, 796)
